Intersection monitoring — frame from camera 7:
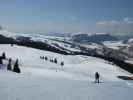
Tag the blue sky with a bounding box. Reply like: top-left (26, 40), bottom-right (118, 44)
top-left (0, 0), bottom-right (133, 34)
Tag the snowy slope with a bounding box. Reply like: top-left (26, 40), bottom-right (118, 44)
top-left (0, 44), bottom-right (131, 81)
top-left (0, 70), bottom-right (133, 100)
top-left (0, 44), bottom-right (133, 100)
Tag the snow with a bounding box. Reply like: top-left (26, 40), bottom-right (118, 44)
top-left (0, 44), bottom-right (131, 81)
top-left (128, 38), bottom-right (133, 44)
top-left (103, 41), bottom-right (129, 50)
top-left (0, 70), bottom-right (133, 100)
top-left (0, 30), bottom-right (18, 39)
top-left (95, 33), bottom-right (108, 35)
top-left (125, 59), bottom-right (133, 64)
top-left (0, 44), bottom-right (133, 100)
top-left (0, 30), bottom-right (81, 52)
top-left (80, 43), bottom-right (102, 49)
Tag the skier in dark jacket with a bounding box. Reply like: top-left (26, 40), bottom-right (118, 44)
top-left (95, 72), bottom-right (100, 83)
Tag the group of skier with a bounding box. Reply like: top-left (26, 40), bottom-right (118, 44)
top-left (40, 56), bottom-right (100, 83)
top-left (40, 56), bottom-right (64, 66)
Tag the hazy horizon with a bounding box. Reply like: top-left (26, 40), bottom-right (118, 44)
top-left (0, 0), bottom-right (133, 35)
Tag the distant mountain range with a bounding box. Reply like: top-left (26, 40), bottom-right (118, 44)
top-left (39, 32), bottom-right (71, 37)
top-left (71, 33), bottom-right (118, 43)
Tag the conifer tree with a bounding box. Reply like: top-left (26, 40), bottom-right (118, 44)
top-left (13, 59), bottom-right (21, 73)
top-left (0, 58), bottom-right (3, 64)
top-left (7, 58), bottom-right (12, 71)
top-left (2, 52), bottom-right (6, 59)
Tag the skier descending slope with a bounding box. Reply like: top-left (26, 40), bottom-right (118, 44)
top-left (95, 72), bottom-right (100, 83)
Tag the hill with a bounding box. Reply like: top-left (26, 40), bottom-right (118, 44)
top-left (0, 44), bottom-right (133, 100)
top-left (72, 33), bottom-right (118, 43)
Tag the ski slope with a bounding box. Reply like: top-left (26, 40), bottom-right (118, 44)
top-left (0, 44), bottom-right (133, 100)
top-left (0, 44), bottom-right (131, 81)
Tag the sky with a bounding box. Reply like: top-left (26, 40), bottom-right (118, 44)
top-left (0, 0), bottom-right (133, 34)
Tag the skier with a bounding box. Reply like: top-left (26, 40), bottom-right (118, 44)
top-left (44, 56), bottom-right (48, 61)
top-left (61, 61), bottom-right (64, 70)
top-left (61, 61), bottom-right (64, 66)
top-left (54, 58), bottom-right (57, 64)
top-left (95, 72), bottom-right (100, 83)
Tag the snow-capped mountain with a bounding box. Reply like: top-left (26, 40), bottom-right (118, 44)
top-left (71, 33), bottom-right (118, 43)
top-left (103, 38), bottom-right (133, 58)
top-left (0, 30), bottom-right (82, 54)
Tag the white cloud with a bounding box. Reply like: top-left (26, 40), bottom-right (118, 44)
top-left (96, 20), bottom-right (119, 26)
top-left (96, 17), bottom-right (133, 26)
top-left (123, 17), bottom-right (133, 24)
top-left (95, 17), bottom-right (133, 33)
